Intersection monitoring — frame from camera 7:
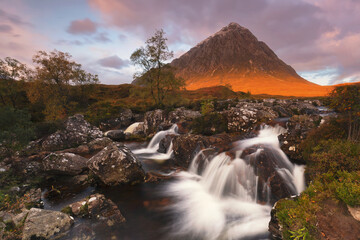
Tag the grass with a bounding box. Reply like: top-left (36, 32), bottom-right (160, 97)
top-left (275, 171), bottom-right (360, 239)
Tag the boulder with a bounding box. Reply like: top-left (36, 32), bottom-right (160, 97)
top-left (279, 114), bottom-right (321, 164)
top-left (104, 130), bottom-right (126, 141)
top-left (124, 122), bottom-right (145, 135)
top-left (22, 208), bottom-right (73, 240)
top-left (88, 143), bottom-right (145, 185)
top-left (168, 134), bottom-right (233, 168)
top-left (57, 137), bottom-right (113, 156)
top-left (66, 193), bottom-right (125, 226)
top-left (99, 108), bottom-right (133, 131)
top-left (41, 114), bottom-right (103, 151)
top-left (167, 107), bottom-right (201, 123)
top-left (222, 101), bottom-right (278, 133)
top-left (243, 146), bottom-right (296, 203)
top-left (143, 109), bottom-right (165, 135)
top-left (42, 152), bottom-right (88, 175)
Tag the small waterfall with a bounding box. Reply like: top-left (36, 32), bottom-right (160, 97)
top-left (164, 125), bottom-right (305, 239)
top-left (133, 124), bottom-right (178, 160)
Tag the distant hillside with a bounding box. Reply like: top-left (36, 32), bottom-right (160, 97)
top-left (171, 22), bottom-right (332, 97)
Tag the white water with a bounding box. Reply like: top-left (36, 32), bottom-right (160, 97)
top-left (132, 124), bottom-right (178, 160)
top-left (164, 125), bottom-right (305, 240)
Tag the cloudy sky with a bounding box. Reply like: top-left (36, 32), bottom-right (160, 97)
top-left (1, 0), bottom-right (359, 85)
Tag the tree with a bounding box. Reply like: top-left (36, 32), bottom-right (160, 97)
top-left (27, 50), bottom-right (99, 120)
top-left (131, 29), bottom-right (184, 106)
top-left (329, 84), bottom-right (360, 141)
top-left (0, 57), bottom-right (31, 108)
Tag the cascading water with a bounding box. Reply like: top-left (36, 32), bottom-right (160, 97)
top-left (164, 125), bottom-right (305, 240)
top-left (133, 124), bottom-right (178, 160)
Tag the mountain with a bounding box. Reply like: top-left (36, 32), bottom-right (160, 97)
top-left (171, 22), bottom-right (330, 96)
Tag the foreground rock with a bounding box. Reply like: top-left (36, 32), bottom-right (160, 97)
top-left (22, 208), bottom-right (73, 240)
top-left (88, 143), bottom-right (145, 185)
top-left (42, 152), bottom-right (88, 175)
top-left (279, 114), bottom-right (321, 164)
top-left (144, 109), bottom-right (166, 135)
top-left (25, 114), bottom-right (103, 153)
top-left (99, 108), bottom-right (134, 131)
top-left (65, 193), bottom-right (125, 226)
top-left (105, 129), bottom-right (126, 141)
top-left (160, 133), bottom-right (233, 168)
top-left (269, 199), bottom-right (360, 240)
top-left (242, 146), bottom-right (297, 203)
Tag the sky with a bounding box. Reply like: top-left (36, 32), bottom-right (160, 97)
top-left (0, 0), bottom-right (359, 86)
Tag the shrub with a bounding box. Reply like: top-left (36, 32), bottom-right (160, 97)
top-left (306, 139), bottom-right (360, 180)
top-left (191, 112), bottom-right (228, 136)
top-left (0, 107), bottom-right (35, 156)
top-left (200, 99), bottom-right (214, 115)
top-left (301, 118), bottom-right (347, 162)
top-left (335, 171), bottom-right (360, 207)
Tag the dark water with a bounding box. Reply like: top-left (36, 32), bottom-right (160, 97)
top-left (41, 141), bottom-right (175, 240)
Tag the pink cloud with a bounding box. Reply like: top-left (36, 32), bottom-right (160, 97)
top-left (67, 18), bottom-right (97, 35)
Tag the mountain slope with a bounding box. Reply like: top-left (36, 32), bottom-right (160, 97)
top-left (171, 23), bottom-right (330, 96)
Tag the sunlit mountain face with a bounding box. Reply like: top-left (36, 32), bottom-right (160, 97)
top-left (171, 23), bottom-right (333, 97)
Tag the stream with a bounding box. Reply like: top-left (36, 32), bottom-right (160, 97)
top-left (42, 124), bottom-right (305, 240)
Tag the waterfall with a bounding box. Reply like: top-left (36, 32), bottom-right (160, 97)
top-left (132, 124), bottom-right (178, 160)
top-left (164, 125), bottom-right (305, 240)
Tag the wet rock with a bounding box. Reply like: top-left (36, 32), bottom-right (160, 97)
top-left (66, 193), bottom-right (125, 226)
top-left (68, 224), bottom-right (96, 240)
top-left (272, 105), bottom-right (292, 118)
top-left (222, 101), bottom-right (278, 133)
top-left (243, 146), bottom-right (296, 203)
top-left (41, 114), bottom-right (103, 151)
top-left (268, 202), bottom-right (282, 240)
top-left (170, 134), bottom-right (232, 168)
top-left (144, 109), bottom-right (165, 135)
top-left (167, 107), bottom-right (201, 123)
top-left (99, 108), bottom-right (133, 131)
top-left (88, 143), bottom-right (145, 185)
top-left (57, 137), bottom-right (113, 157)
top-left (104, 130), bottom-right (126, 141)
top-left (42, 153), bottom-right (88, 175)
top-left (279, 114), bottom-right (321, 164)
top-left (22, 208), bottom-right (73, 240)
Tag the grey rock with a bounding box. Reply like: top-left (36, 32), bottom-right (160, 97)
top-left (41, 114), bottom-right (103, 151)
top-left (88, 143), bottom-right (145, 185)
top-left (43, 152), bottom-right (88, 175)
top-left (67, 193), bottom-right (125, 226)
top-left (104, 130), bottom-right (125, 141)
top-left (99, 108), bottom-right (133, 131)
top-left (22, 208), bottom-right (73, 240)
top-left (144, 109), bottom-right (165, 135)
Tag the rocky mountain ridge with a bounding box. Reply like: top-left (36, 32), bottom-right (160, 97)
top-left (171, 22), bottom-right (330, 96)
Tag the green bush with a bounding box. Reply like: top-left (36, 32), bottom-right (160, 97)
top-left (276, 171), bottom-right (360, 239)
top-left (0, 107), bottom-right (35, 156)
top-left (306, 139), bottom-right (360, 180)
top-left (191, 112), bottom-right (228, 136)
top-left (200, 100), bottom-right (214, 115)
top-left (301, 118), bottom-right (347, 162)
top-left (34, 120), bottom-right (64, 138)
top-left (335, 171), bottom-right (360, 207)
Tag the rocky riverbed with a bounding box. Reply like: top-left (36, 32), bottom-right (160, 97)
top-left (2, 98), bottom-right (356, 240)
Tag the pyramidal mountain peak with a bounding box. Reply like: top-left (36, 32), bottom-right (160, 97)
top-left (171, 22), bottom-right (330, 96)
